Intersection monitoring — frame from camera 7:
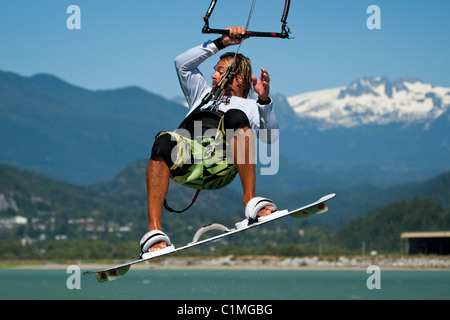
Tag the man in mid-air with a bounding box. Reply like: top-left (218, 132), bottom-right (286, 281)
top-left (140, 26), bottom-right (279, 257)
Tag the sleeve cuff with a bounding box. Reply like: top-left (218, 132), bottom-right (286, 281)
top-left (213, 37), bottom-right (226, 50)
top-left (257, 97), bottom-right (272, 105)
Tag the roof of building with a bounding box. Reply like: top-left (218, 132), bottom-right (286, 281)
top-left (401, 231), bottom-right (450, 239)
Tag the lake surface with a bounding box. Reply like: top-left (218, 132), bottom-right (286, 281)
top-left (1, 268), bottom-right (449, 300)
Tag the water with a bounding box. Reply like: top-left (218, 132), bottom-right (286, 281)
top-left (0, 268), bottom-right (449, 300)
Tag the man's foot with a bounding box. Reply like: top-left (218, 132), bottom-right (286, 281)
top-left (257, 205), bottom-right (276, 217)
top-left (147, 241), bottom-right (167, 252)
top-left (140, 230), bottom-right (173, 258)
top-left (245, 197), bottom-right (278, 221)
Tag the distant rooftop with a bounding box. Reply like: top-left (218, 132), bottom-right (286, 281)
top-left (401, 231), bottom-right (450, 239)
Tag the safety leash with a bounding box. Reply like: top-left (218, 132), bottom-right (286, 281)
top-left (163, 189), bottom-right (201, 214)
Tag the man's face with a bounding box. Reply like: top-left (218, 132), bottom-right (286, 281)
top-left (211, 59), bottom-right (229, 89)
top-left (211, 59), bottom-right (244, 97)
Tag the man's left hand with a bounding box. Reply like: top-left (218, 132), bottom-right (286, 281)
top-left (253, 67), bottom-right (270, 102)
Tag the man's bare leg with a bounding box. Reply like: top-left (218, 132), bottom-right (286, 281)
top-left (232, 126), bottom-right (276, 217)
top-left (144, 126), bottom-right (274, 254)
top-left (145, 156), bottom-right (170, 251)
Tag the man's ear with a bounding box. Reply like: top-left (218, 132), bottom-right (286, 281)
top-left (236, 74), bottom-right (244, 85)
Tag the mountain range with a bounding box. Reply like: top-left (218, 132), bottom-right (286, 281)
top-left (0, 70), bottom-right (449, 189)
top-left (279, 77), bottom-right (448, 185)
top-left (287, 76), bottom-right (450, 130)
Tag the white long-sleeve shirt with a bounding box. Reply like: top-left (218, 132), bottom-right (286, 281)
top-left (174, 40), bottom-right (279, 143)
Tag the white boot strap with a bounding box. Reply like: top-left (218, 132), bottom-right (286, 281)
top-left (245, 197), bottom-right (277, 220)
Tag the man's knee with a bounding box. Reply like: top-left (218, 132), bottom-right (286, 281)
top-left (224, 109), bottom-right (250, 131)
top-left (151, 133), bottom-right (177, 167)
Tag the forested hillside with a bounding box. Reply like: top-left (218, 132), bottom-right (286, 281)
top-left (1, 164), bottom-right (449, 259)
top-left (335, 198), bottom-right (450, 253)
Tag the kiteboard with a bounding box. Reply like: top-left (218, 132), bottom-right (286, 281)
top-left (83, 193), bottom-right (335, 282)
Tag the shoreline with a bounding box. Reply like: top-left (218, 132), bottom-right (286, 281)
top-left (3, 255), bottom-right (450, 271)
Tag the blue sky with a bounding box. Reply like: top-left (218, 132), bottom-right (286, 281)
top-left (1, 0), bottom-right (449, 99)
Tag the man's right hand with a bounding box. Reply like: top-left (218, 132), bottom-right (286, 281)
top-left (221, 26), bottom-right (248, 47)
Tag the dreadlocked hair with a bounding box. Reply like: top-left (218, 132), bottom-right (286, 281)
top-left (220, 52), bottom-right (253, 98)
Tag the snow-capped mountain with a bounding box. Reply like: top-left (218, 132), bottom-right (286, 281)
top-left (287, 77), bottom-right (450, 129)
